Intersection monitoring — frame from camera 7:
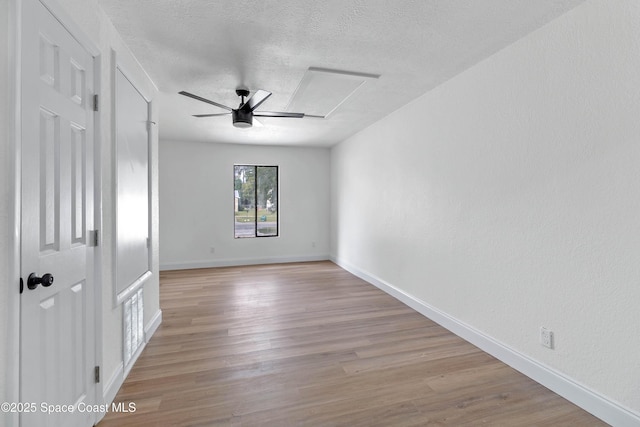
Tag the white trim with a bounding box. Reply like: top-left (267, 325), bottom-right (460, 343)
top-left (116, 270), bottom-right (151, 305)
top-left (102, 362), bottom-right (124, 406)
top-left (114, 51), bottom-right (153, 102)
top-left (92, 51), bottom-right (105, 411)
top-left (96, 309), bottom-right (161, 424)
top-left (6, 1), bottom-right (21, 426)
top-left (144, 309), bottom-right (162, 342)
top-left (112, 48), bottom-right (153, 307)
top-left (123, 339), bottom-right (146, 378)
top-left (160, 254), bottom-right (330, 271)
top-left (331, 256), bottom-right (640, 427)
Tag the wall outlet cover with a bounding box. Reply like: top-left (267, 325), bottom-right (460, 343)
top-left (540, 327), bottom-right (554, 349)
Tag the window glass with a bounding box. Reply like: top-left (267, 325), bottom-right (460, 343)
top-left (234, 165), bottom-right (278, 238)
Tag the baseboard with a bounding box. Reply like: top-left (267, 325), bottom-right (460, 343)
top-left (331, 256), bottom-right (640, 427)
top-left (145, 309), bottom-right (162, 342)
top-left (123, 339), bottom-right (147, 378)
top-left (95, 360), bottom-right (124, 424)
top-left (160, 254), bottom-right (330, 271)
top-left (123, 309), bottom-right (163, 377)
top-left (102, 361), bottom-right (124, 407)
top-left (99, 308), bottom-right (162, 423)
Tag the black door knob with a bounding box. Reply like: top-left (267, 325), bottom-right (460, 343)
top-left (27, 273), bottom-right (54, 290)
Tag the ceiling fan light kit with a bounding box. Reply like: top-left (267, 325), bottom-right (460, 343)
top-left (232, 109), bottom-right (252, 128)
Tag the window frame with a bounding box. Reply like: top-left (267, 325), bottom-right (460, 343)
top-left (233, 164), bottom-right (279, 239)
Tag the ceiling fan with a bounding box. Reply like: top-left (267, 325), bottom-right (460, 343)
top-left (179, 88), bottom-right (305, 128)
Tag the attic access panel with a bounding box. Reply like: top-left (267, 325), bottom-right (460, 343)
top-left (286, 67), bottom-right (380, 118)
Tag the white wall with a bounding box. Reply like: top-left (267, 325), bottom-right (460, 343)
top-left (331, 0), bottom-right (640, 421)
top-left (160, 140), bottom-right (330, 269)
top-left (0, 1), bottom-right (160, 423)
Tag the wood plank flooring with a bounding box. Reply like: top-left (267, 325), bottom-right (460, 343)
top-left (98, 261), bottom-right (606, 426)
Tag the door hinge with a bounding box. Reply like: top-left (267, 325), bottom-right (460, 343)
top-left (94, 366), bottom-right (100, 383)
top-left (89, 230), bottom-right (99, 247)
top-left (93, 94), bottom-right (99, 112)
top-left (19, 277), bottom-right (24, 294)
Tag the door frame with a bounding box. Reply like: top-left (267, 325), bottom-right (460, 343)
top-left (8, 0), bottom-right (104, 422)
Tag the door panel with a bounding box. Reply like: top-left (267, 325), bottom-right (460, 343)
top-left (71, 123), bottom-right (86, 244)
top-left (21, 1), bottom-right (96, 426)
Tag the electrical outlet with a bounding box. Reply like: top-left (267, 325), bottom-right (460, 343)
top-left (311, 241), bottom-right (316, 248)
top-left (540, 327), bottom-right (554, 349)
top-left (210, 247), bottom-right (215, 254)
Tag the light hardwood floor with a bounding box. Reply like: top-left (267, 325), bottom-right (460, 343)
top-left (98, 261), bottom-right (607, 426)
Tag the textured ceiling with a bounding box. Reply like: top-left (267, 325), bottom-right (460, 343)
top-left (97, 0), bottom-right (585, 147)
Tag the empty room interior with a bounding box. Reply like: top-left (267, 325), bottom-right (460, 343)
top-left (1, 0), bottom-right (639, 426)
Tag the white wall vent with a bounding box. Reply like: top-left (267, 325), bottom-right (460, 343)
top-left (123, 288), bottom-right (144, 371)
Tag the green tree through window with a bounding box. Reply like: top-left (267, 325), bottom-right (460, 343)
top-left (234, 165), bottom-right (278, 238)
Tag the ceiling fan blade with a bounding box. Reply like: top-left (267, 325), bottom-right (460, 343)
top-left (179, 91), bottom-right (233, 111)
top-left (192, 112), bottom-right (232, 117)
top-left (253, 111), bottom-right (305, 118)
top-left (239, 89), bottom-right (271, 112)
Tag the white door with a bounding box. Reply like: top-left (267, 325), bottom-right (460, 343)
top-left (20, 0), bottom-right (97, 426)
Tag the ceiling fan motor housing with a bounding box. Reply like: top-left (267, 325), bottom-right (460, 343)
top-left (232, 109), bottom-right (252, 128)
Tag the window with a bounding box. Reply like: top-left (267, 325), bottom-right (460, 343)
top-left (234, 165), bottom-right (278, 238)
